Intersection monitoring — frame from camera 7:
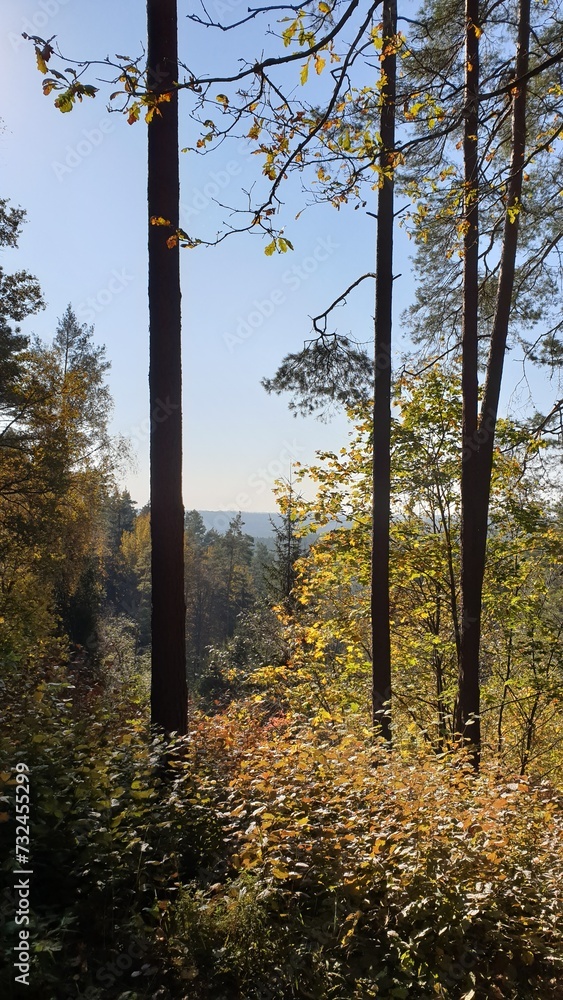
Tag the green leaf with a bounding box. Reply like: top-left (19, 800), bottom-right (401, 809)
top-left (54, 92), bottom-right (74, 113)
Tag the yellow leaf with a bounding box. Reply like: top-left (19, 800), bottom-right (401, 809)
top-left (282, 20), bottom-right (298, 47)
top-left (35, 47), bottom-right (48, 74)
top-left (300, 61), bottom-right (309, 85)
top-left (371, 838), bottom-right (386, 854)
top-left (150, 216), bottom-right (171, 227)
top-left (315, 55), bottom-right (326, 75)
top-left (371, 26), bottom-right (383, 51)
top-left (271, 864), bottom-right (290, 880)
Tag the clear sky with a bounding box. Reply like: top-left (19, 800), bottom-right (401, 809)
top-left (1, 0), bottom-right (558, 514)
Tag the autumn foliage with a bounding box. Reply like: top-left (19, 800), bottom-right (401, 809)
top-left (2, 654), bottom-right (563, 999)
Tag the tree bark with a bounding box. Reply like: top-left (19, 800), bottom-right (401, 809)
top-left (457, 0), bottom-right (530, 762)
top-left (456, 0), bottom-right (482, 758)
top-left (371, 0), bottom-right (397, 741)
top-left (147, 0), bottom-right (188, 734)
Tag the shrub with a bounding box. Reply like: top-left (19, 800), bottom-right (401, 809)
top-left (2, 662), bottom-right (563, 1000)
top-left (169, 712), bottom-right (563, 999)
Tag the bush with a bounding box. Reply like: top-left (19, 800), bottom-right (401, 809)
top-left (0, 655), bottom-right (223, 1000)
top-left (2, 659), bottom-right (563, 1000)
top-left (168, 712), bottom-right (563, 999)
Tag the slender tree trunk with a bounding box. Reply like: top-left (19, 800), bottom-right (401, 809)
top-left (432, 591), bottom-right (447, 749)
top-left (435, 649), bottom-right (447, 750)
top-left (371, 0), bottom-right (397, 741)
top-left (286, 472), bottom-right (294, 601)
top-left (497, 629), bottom-right (513, 754)
top-left (456, 0), bottom-right (531, 762)
top-left (520, 690), bottom-right (540, 775)
top-left (147, 0), bottom-right (187, 734)
top-left (433, 476), bottom-right (462, 664)
top-left (456, 0), bottom-right (481, 759)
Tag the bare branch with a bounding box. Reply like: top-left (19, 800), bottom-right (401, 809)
top-left (311, 273), bottom-right (376, 334)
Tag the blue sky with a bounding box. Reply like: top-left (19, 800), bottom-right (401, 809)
top-left (2, 0), bottom-right (557, 514)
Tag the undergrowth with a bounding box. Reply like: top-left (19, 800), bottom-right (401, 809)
top-left (1, 658), bottom-right (563, 999)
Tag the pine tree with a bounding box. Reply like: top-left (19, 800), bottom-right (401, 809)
top-left (147, 0), bottom-right (187, 735)
top-left (0, 199), bottom-right (44, 424)
top-left (266, 476), bottom-right (303, 608)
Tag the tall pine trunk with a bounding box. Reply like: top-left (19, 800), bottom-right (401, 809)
top-left (456, 0), bottom-right (481, 757)
top-left (371, 0), bottom-right (397, 741)
top-left (457, 0), bottom-right (530, 760)
top-left (147, 0), bottom-right (188, 734)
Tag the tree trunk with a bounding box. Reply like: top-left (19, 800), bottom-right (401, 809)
top-left (456, 0), bottom-right (531, 762)
top-left (456, 0), bottom-right (481, 759)
top-left (497, 629), bottom-right (513, 755)
top-left (147, 0), bottom-right (187, 734)
top-left (371, 0), bottom-right (397, 741)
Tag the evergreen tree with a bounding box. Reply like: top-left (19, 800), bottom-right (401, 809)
top-left (0, 199), bottom-right (44, 421)
top-left (0, 300), bottom-right (117, 659)
top-left (103, 490), bottom-right (137, 610)
top-left (265, 502), bottom-right (303, 608)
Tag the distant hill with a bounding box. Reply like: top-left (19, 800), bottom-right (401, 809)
top-left (197, 510), bottom-right (281, 537)
top-left (196, 510), bottom-right (347, 541)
